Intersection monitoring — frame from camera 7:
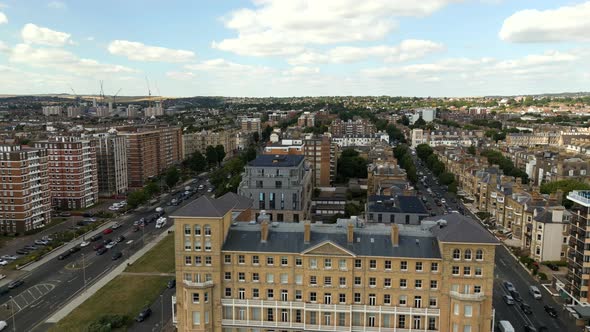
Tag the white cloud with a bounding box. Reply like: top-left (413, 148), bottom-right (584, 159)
top-left (500, 2), bottom-right (590, 43)
top-left (288, 39), bottom-right (444, 65)
top-left (213, 0), bottom-right (459, 56)
top-left (0, 40), bottom-right (8, 53)
top-left (47, 1), bottom-right (66, 9)
top-left (283, 66), bottom-right (320, 76)
top-left (21, 23), bottom-right (72, 46)
top-left (362, 57), bottom-right (494, 77)
top-left (107, 40), bottom-right (195, 62)
top-left (9, 43), bottom-right (136, 75)
top-left (166, 71), bottom-right (195, 80)
top-left (0, 11), bottom-right (7, 24)
top-left (185, 58), bottom-right (274, 75)
top-left (494, 50), bottom-right (577, 70)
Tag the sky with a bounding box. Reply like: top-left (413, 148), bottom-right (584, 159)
top-left (0, 0), bottom-right (590, 97)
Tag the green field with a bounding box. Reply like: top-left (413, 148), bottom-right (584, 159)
top-left (125, 233), bottom-right (175, 274)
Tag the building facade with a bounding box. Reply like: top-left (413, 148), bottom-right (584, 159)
top-left (238, 155), bottom-right (312, 222)
top-left (172, 202), bottom-right (498, 332)
top-left (93, 133), bottom-right (128, 197)
top-left (0, 145), bottom-right (51, 233)
top-left (330, 119), bottom-right (376, 136)
top-left (34, 136), bottom-right (99, 209)
top-left (566, 190), bottom-right (590, 303)
top-left (240, 118), bottom-right (262, 134)
top-left (183, 130), bottom-right (237, 160)
top-left (297, 112), bottom-right (316, 128)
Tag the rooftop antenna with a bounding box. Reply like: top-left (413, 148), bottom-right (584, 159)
top-left (145, 76), bottom-right (153, 107)
top-left (99, 80), bottom-right (105, 105)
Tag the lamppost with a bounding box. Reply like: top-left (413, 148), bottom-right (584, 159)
top-left (9, 296), bottom-right (15, 332)
top-left (160, 294), bottom-right (164, 331)
top-left (82, 253), bottom-right (87, 290)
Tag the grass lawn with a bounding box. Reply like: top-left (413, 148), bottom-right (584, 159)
top-left (50, 275), bottom-right (168, 332)
top-left (125, 233), bottom-right (175, 274)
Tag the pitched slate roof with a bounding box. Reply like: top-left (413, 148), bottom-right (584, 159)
top-left (171, 194), bottom-right (252, 218)
top-left (426, 213), bottom-right (498, 244)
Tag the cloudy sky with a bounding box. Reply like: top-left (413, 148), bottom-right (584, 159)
top-left (0, 0), bottom-right (589, 97)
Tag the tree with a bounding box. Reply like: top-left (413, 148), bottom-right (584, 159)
top-left (144, 182), bottom-right (160, 197)
top-left (467, 145), bottom-right (476, 156)
top-left (261, 125), bottom-right (273, 142)
top-left (416, 144), bottom-right (433, 160)
top-left (127, 190), bottom-right (148, 208)
top-left (438, 172), bottom-right (455, 185)
top-left (337, 148), bottom-right (368, 182)
top-left (165, 167), bottom-right (180, 189)
top-left (205, 145), bottom-right (218, 166)
top-left (413, 115), bottom-right (426, 128)
top-left (252, 132), bottom-right (260, 144)
top-left (397, 115), bottom-right (410, 126)
top-left (541, 179), bottom-right (590, 208)
top-left (215, 145), bottom-right (226, 164)
top-left (241, 147), bottom-right (257, 163)
top-left (187, 151), bottom-right (207, 173)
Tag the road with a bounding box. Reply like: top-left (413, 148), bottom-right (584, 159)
top-left (0, 178), bottom-right (209, 332)
top-left (412, 154), bottom-right (578, 331)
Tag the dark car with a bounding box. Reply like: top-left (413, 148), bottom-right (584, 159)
top-left (510, 290), bottom-right (523, 302)
top-left (167, 279), bottom-right (176, 289)
top-left (0, 287), bottom-right (9, 296)
top-left (520, 302), bottom-right (532, 314)
top-left (24, 245), bottom-right (38, 251)
top-left (82, 212), bottom-right (94, 218)
top-left (69, 246), bottom-right (81, 254)
top-left (93, 243), bottom-right (105, 251)
top-left (90, 234), bottom-right (103, 242)
top-left (16, 249), bottom-right (29, 255)
top-left (136, 307), bottom-right (152, 322)
top-left (546, 263), bottom-right (559, 271)
top-left (116, 235), bottom-right (126, 243)
top-left (544, 305), bottom-right (558, 318)
top-left (96, 247), bottom-right (108, 256)
top-left (7, 280), bottom-right (24, 289)
top-left (59, 212), bottom-right (72, 217)
top-left (503, 280), bottom-right (516, 292)
top-left (132, 225), bottom-right (140, 232)
top-left (111, 252), bottom-right (122, 260)
top-left (57, 251), bottom-right (71, 260)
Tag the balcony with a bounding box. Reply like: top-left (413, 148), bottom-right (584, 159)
top-left (182, 280), bottom-right (213, 288)
top-left (449, 291), bottom-right (486, 301)
top-left (568, 191), bottom-right (590, 207)
top-left (221, 319), bottom-right (439, 332)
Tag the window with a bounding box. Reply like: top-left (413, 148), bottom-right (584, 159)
top-left (184, 225), bottom-right (191, 235)
top-left (399, 315), bottom-right (406, 328)
top-left (464, 325), bottom-right (472, 332)
top-left (281, 273), bottom-right (288, 284)
top-left (416, 262), bottom-right (423, 271)
top-left (267, 308), bottom-right (274, 321)
top-left (430, 280), bottom-right (438, 289)
top-left (266, 273), bottom-right (274, 284)
top-left (295, 258), bottom-right (302, 266)
top-left (310, 292), bottom-right (317, 302)
top-left (429, 317), bottom-right (436, 330)
top-left (464, 266), bottom-right (471, 276)
top-left (338, 312), bottom-right (346, 326)
top-left (295, 290), bottom-right (302, 300)
top-left (401, 261), bottom-right (408, 271)
top-left (414, 296), bottom-right (422, 308)
top-left (295, 274), bottom-right (303, 285)
top-left (204, 225), bottom-right (211, 236)
top-left (252, 255), bottom-right (259, 265)
top-left (324, 258), bottom-right (332, 269)
top-left (475, 267), bottom-right (482, 276)
top-left (415, 280), bottom-right (422, 289)
top-left (267, 256), bottom-right (274, 266)
top-left (400, 279), bottom-right (407, 288)
top-left (384, 278), bottom-right (391, 287)
top-left (193, 311), bottom-right (200, 325)
top-left (238, 272), bottom-right (245, 281)
top-left (452, 266), bottom-right (459, 275)
top-left (310, 276), bottom-right (317, 285)
top-left (185, 256), bottom-right (192, 265)
top-left (476, 249), bottom-right (484, 261)
top-left (429, 297), bottom-right (438, 307)
top-left (399, 295), bottom-right (407, 306)
top-left (309, 258), bottom-right (318, 269)
top-left (224, 255), bottom-right (231, 264)
top-left (225, 288), bottom-right (232, 297)
top-left (238, 255), bottom-right (245, 264)
top-left (324, 293), bottom-right (332, 304)
top-left (194, 240), bottom-right (201, 251)
top-left (224, 272), bottom-right (232, 281)
top-left (204, 239), bottom-right (211, 251)
top-left (454, 303), bottom-right (459, 315)
top-left (253, 288), bottom-right (260, 298)
top-left (194, 225), bottom-right (201, 235)
top-left (464, 249), bottom-right (472, 260)
top-left (253, 273), bottom-right (260, 282)
top-left (354, 259), bottom-right (361, 268)
top-left (339, 277), bottom-right (346, 287)
top-left (192, 293), bottom-right (200, 303)
top-left (431, 262), bottom-right (439, 272)
top-left (281, 256), bottom-right (288, 266)
top-left (339, 259), bottom-right (346, 270)
top-left (453, 249), bottom-right (461, 260)
top-left (384, 294), bottom-right (391, 304)
top-left (324, 276), bottom-right (332, 286)
top-left (281, 290), bottom-right (288, 301)
top-left (354, 293), bottom-right (361, 303)
top-left (267, 289), bottom-right (274, 299)
top-left (339, 293), bottom-right (346, 303)
top-left (195, 256), bottom-right (202, 265)
top-left (369, 259), bottom-right (377, 269)
top-left (354, 277), bottom-right (361, 286)
top-left (464, 305), bottom-right (473, 317)
top-left (369, 294), bottom-right (376, 306)
top-left (385, 260), bottom-right (392, 270)
top-left (369, 277), bottom-right (376, 287)
top-left (474, 285), bottom-right (482, 293)
top-left (204, 292), bottom-right (209, 303)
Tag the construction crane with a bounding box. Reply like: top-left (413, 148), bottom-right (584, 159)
top-left (112, 88), bottom-right (122, 106)
top-left (145, 76), bottom-right (153, 106)
top-left (68, 84), bottom-right (80, 105)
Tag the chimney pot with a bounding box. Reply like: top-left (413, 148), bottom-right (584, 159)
top-left (347, 222), bottom-right (354, 244)
top-left (304, 221), bottom-right (311, 244)
top-left (261, 221), bottom-right (269, 243)
top-left (391, 224), bottom-right (399, 247)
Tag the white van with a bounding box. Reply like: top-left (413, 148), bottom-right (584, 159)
top-left (155, 217), bottom-right (167, 229)
top-left (498, 320), bottom-right (515, 332)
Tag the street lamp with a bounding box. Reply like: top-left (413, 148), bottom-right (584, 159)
top-left (82, 253), bottom-right (87, 290)
top-left (160, 294), bottom-right (164, 331)
top-left (9, 296), bottom-right (15, 332)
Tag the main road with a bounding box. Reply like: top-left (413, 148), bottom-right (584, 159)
top-left (0, 178), bottom-right (209, 332)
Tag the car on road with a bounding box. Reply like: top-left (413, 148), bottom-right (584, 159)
top-left (0, 260), bottom-right (7, 266)
top-left (0, 320), bottom-right (7, 331)
top-left (96, 247), bottom-right (108, 256)
top-left (155, 217), bottom-right (167, 229)
top-left (90, 234), bottom-right (103, 242)
top-left (497, 320), bottom-right (514, 332)
top-left (0, 255), bottom-right (17, 261)
top-left (24, 245), bottom-right (38, 251)
top-left (167, 279), bottom-right (176, 289)
top-left (93, 243), bottom-right (105, 251)
top-left (15, 249), bottom-right (29, 255)
top-left (57, 251), bottom-right (71, 260)
top-left (503, 280), bottom-right (516, 292)
top-left (82, 212), bottom-right (95, 218)
top-left (529, 285), bottom-right (542, 299)
top-left (544, 305), bottom-right (558, 318)
top-left (34, 239), bottom-right (49, 246)
top-left (510, 290), bottom-right (522, 302)
top-left (136, 307), bottom-right (152, 322)
top-left (105, 241), bottom-right (116, 249)
top-left (116, 235), bottom-right (126, 243)
top-left (111, 252), bottom-right (122, 260)
top-left (80, 240), bottom-right (90, 247)
top-left (102, 227), bottom-right (113, 235)
top-left (502, 294), bottom-right (515, 305)
top-left (111, 222), bottom-right (122, 230)
top-left (59, 212), bottom-right (71, 217)
top-left (69, 246), bottom-right (81, 254)
top-left (7, 280), bottom-right (23, 289)
top-left (520, 302), bottom-right (532, 314)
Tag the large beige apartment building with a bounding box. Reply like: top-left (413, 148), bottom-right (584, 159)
top-left (0, 145), bottom-right (51, 234)
top-left (183, 130), bottom-right (237, 160)
top-left (172, 195), bottom-right (498, 332)
top-left (34, 137), bottom-right (99, 209)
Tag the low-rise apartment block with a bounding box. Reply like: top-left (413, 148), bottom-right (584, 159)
top-left (330, 119), bottom-right (375, 136)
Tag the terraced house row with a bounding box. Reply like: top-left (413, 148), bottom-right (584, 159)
top-left (171, 193), bottom-right (498, 332)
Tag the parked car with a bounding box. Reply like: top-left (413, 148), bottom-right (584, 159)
top-left (116, 235), bottom-right (126, 243)
top-left (15, 249), bottom-right (29, 255)
top-left (69, 246), bottom-right (81, 254)
top-left (502, 295), bottom-right (515, 305)
top-left (96, 247), bottom-right (108, 256)
top-left (136, 307), bottom-right (152, 322)
top-left (544, 305), bottom-right (558, 318)
top-left (82, 212), bottom-right (95, 218)
top-left (503, 280), bottom-right (516, 292)
top-left (546, 263), bottom-right (559, 271)
top-left (34, 239), bottom-right (49, 246)
top-left (102, 228), bottom-right (113, 235)
top-left (93, 243), bottom-right (105, 251)
top-left (59, 212), bottom-right (71, 217)
top-left (510, 290), bottom-right (523, 302)
top-left (57, 251), bottom-right (71, 260)
top-left (132, 225), bottom-right (140, 232)
top-left (7, 280), bottom-right (23, 289)
top-left (111, 222), bottom-right (122, 230)
top-left (167, 279), bottom-right (176, 289)
top-left (24, 245), bottom-right (38, 251)
top-left (0, 320), bottom-right (7, 331)
top-left (90, 234), bottom-right (103, 242)
top-left (0, 255), bottom-right (17, 261)
top-left (0, 260), bottom-right (7, 266)
top-left (529, 285), bottom-right (542, 299)
top-left (80, 240), bottom-right (90, 247)
top-left (105, 241), bottom-right (116, 249)
top-left (111, 252), bottom-right (122, 260)
top-left (520, 303), bottom-right (532, 314)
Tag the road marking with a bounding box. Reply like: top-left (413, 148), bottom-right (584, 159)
top-left (67, 276), bottom-right (78, 283)
top-left (1, 282), bottom-right (56, 316)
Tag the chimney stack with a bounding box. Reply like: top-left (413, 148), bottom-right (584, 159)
top-left (304, 221), bottom-right (311, 244)
top-left (261, 221), bottom-right (269, 243)
top-left (391, 224), bottom-right (399, 247)
top-left (347, 222), bottom-right (354, 244)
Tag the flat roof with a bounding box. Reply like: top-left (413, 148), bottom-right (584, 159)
top-left (248, 154), bottom-right (304, 167)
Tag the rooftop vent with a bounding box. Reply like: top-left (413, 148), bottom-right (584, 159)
top-left (356, 237), bottom-right (360, 243)
top-left (370, 238), bottom-right (374, 243)
top-left (415, 239), bottom-right (420, 246)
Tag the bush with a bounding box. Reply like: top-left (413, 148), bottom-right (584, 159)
top-left (86, 314), bottom-right (130, 332)
top-left (538, 272), bottom-right (548, 281)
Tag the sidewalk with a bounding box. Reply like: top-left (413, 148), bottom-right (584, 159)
top-left (46, 225), bottom-right (174, 323)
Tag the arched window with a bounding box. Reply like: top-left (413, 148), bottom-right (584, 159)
top-left (194, 225), bottom-right (201, 236)
top-left (475, 249), bottom-right (484, 261)
top-left (452, 249), bottom-right (461, 260)
top-left (464, 249), bottom-right (472, 260)
top-left (204, 225), bottom-right (211, 236)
